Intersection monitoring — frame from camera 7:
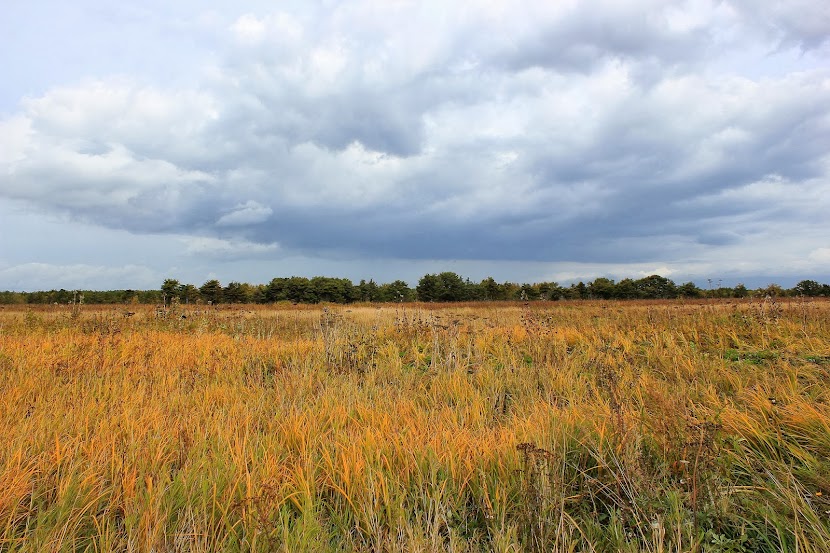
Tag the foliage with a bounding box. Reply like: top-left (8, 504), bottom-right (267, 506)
top-left (3, 275), bottom-right (830, 305)
top-left (199, 279), bottom-right (223, 304)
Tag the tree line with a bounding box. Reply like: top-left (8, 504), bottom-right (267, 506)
top-left (2, 274), bottom-right (829, 305)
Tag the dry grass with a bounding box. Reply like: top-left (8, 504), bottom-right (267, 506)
top-left (0, 299), bottom-right (828, 552)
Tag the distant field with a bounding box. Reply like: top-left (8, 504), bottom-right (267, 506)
top-left (1, 299), bottom-right (828, 552)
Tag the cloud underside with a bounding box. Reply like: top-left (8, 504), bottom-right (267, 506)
top-left (1, 0), bottom-right (829, 271)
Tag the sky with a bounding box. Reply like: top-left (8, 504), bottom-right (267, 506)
top-left (1, 0), bottom-right (829, 291)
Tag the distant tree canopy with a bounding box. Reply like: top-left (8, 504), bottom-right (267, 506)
top-left (2, 277), bottom-right (829, 305)
top-left (794, 279), bottom-right (824, 297)
top-left (199, 280), bottom-right (223, 304)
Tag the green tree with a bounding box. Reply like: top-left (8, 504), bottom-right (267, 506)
top-left (264, 278), bottom-right (288, 302)
top-left (613, 278), bottom-right (637, 299)
top-left (199, 280), bottom-right (223, 304)
top-left (634, 275), bottom-right (677, 299)
top-left (358, 279), bottom-right (380, 302)
top-left (479, 277), bottom-right (502, 300)
top-left (311, 277), bottom-right (355, 303)
top-left (250, 284), bottom-right (267, 303)
top-left (518, 283), bottom-right (539, 300)
top-left (415, 273), bottom-right (468, 302)
top-left (761, 283), bottom-right (785, 297)
top-left (588, 278), bottom-right (616, 299)
top-left (794, 280), bottom-right (823, 297)
top-left (436, 272), bottom-right (467, 301)
top-left (161, 279), bottom-right (180, 303)
top-left (378, 280), bottom-right (414, 302)
top-left (537, 281), bottom-right (564, 300)
top-left (0, 291), bottom-right (26, 304)
top-left (223, 281), bottom-right (254, 303)
top-left (678, 282), bottom-right (702, 298)
top-left (566, 282), bottom-right (588, 300)
top-left (464, 278), bottom-right (484, 301)
top-left (285, 277), bottom-right (316, 303)
top-left (416, 274), bottom-right (441, 302)
top-left (178, 284), bottom-right (200, 304)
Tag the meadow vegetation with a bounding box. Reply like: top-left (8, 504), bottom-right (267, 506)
top-left (0, 298), bottom-right (828, 552)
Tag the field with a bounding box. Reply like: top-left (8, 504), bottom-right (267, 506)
top-left (1, 299), bottom-right (829, 552)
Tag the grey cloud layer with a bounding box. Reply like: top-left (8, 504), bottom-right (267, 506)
top-left (2, 0), bottom-right (829, 270)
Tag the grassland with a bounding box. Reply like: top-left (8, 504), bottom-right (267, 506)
top-left (0, 298), bottom-right (828, 552)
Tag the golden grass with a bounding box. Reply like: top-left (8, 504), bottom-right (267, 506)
top-left (0, 299), bottom-right (828, 551)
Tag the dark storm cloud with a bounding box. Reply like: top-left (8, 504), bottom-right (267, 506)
top-left (1, 0), bottom-right (829, 277)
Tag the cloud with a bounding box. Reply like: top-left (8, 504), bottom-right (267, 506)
top-left (809, 248), bottom-right (830, 265)
top-left (230, 12), bottom-right (303, 46)
top-left (728, 0), bottom-right (830, 49)
top-left (216, 200), bottom-right (273, 226)
top-left (0, 0), bottom-right (829, 284)
top-left (0, 115), bottom-right (31, 165)
top-left (0, 263), bottom-right (158, 291)
top-left (230, 14), bottom-right (268, 44)
top-left (182, 237), bottom-right (279, 259)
